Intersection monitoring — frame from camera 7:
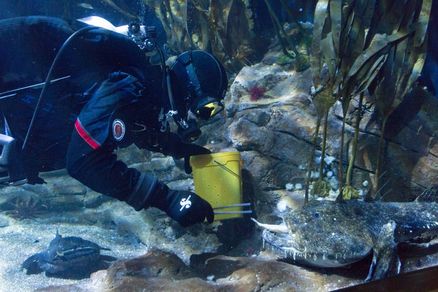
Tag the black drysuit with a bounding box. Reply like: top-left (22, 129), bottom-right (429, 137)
top-left (0, 17), bottom-right (213, 223)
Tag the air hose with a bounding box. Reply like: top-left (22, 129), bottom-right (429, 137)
top-left (21, 25), bottom-right (98, 151)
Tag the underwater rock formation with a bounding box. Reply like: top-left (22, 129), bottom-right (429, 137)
top-left (224, 61), bottom-right (438, 202)
top-left (35, 249), bottom-right (364, 291)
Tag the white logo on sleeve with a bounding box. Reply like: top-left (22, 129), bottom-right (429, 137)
top-left (179, 195), bottom-right (192, 211)
top-left (112, 119), bottom-right (126, 141)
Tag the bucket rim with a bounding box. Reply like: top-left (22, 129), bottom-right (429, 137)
top-left (190, 151), bottom-right (241, 160)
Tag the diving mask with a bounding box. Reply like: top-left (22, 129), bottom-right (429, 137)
top-left (192, 97), bottom-right (224, 120)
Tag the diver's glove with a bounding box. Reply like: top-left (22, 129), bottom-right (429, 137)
top-left (182, 144), bottom-right (211, 174)
top-left (126, 175), bottom-right (214, 226)
top-left (156, 133), bottom-right (211, 174)
top-left (135, 132), bottom-right (210, 174)
top-left (164, 133), bottom-right (211, 157)
top-left (151, 183), bottom-right (214, 227)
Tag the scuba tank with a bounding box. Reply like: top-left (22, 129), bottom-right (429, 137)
top-left (0, 16), bottom-right (163, 185)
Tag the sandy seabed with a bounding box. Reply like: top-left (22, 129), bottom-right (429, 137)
top-left (0, 220), bottom-right (146, 292)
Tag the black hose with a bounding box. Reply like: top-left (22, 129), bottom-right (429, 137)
top-left (21, 25), bottom-right (97, 151)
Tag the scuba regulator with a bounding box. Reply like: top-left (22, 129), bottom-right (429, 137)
top-left (77, 16), bottom-right (226, 143)
top-left (125, 20), bottom-right (214, 143)
top-left (20, 16), bottom-right (225, 156)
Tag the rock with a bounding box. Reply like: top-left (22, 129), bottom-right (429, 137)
top-left (47, 195), bottom-right (85, 212)
top-left (0, 214), bottom-right (9, 227)
top-left (108, 250), bottom-right (196, 281)
top-left (21, 184), bottom-right (51, 196)
top-left (167, 179), bottom-right (194, 191)
top-left (0, 186), bottom-right (37, 207)
top-left (51, 182), bottom-right (87, 196)
top-left (37, 250), bottom-right (367, 291)
top-left (205, 256), bottom-right (326, 291)
top-left (224, 62), bottom-right (438, 202)
top-left (150, 156), bottom-right (175, 171)
top-left (106, 276), bottom-right (217, 292)
top-left (82, 192), bottom-right (110, 209)
top-left (116, 145), bottom-right (150, 166)
top-left (105, 203), bottom-right (221, 263)
top-left (0, 186), bottom-right (48, 219)
top-left (36, 251), bottom-right (215, 291)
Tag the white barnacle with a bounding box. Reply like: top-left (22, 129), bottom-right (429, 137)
top-left (310, 171), bottom-right (320, 179)
top-left (277, 199), bottom-right (289, 212)
top-left (207, 275), bottom-right (215, 281)
top-left (314, 156), bottom-right (322, 164)
top-left (324, 156), bottom-right (335, 165)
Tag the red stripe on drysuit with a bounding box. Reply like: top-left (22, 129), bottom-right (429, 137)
top-left (74, 119), bottom-right (101, 150)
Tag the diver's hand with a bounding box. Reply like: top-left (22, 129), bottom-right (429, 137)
top-left (161, 133), bottom-right (211, 173)
top-left (137, 132), bottom-right (210, 173)
top-left (165, 133), bottom-right (210, 158)
top-left (183, 144), bottom-right (211, 174)
top-left (164, 190), bottom-right (214, 227)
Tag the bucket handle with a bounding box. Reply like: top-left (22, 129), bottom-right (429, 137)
top-left (213, 160), bottom-right (240, 178)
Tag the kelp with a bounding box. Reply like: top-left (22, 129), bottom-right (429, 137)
top-left (366, 0), bottom-right (431, 200)
top-left (98, 1), bottom-right (312, 71)
top-left (264, 0), bottom-right (310, 67)
top-left (101, 0), bottom-right (137, 19)
top-left (308, 0), bottom-right (380, 200)
top-left (307, 0), bottom-right (431, 202)
top-left (310, 0), bottom-right (329, 88)
top-left (263, 0), bottom-right (297, 59)
top-left (143, 0), bottom-right (260, 71)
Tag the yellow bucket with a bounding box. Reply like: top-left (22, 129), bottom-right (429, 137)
top-left (190, 152), bottom-right (243, 221)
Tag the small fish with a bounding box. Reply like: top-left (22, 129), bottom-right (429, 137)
top-left (78, 3), bottom-right (94, 10)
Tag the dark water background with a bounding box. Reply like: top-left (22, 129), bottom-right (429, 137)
top-left (0, 0), bottom-right (316, 27)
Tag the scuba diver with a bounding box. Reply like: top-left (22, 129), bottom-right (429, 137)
top-left (0, 16), bottom-right (228, 227)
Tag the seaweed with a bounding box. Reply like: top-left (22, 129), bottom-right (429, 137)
top-left (306, 0), bottom-right (431, 202)
top-left (263, 0), bottom-right (310, 72)
top-left (366, 0), bottom-right (432, 200)
top-left (142, 0), bottom-right (262, 71)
